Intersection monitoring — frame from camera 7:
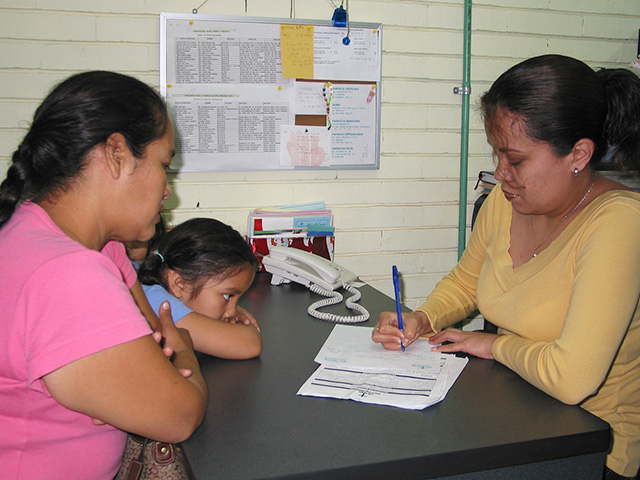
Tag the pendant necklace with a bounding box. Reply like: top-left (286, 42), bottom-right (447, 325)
top-left (531, 180), bottom-right (595, 258)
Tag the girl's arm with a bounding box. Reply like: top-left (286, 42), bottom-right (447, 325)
top-left (177, 310), bottom-right (262, 359)
top-left (130, 279), bottom-right (160, 331)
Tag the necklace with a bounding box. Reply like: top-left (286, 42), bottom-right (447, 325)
top-left (531, 180), bottom-right (595, 258)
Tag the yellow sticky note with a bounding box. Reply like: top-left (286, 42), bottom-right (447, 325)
top-left (280, 24), bottom-right (314, 79)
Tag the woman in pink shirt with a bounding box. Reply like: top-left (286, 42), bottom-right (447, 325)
top-left (0, 71), bottom-right (207, 479)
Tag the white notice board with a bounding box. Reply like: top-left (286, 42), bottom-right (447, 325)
top-left (160, 13), bottom-right (382, 172)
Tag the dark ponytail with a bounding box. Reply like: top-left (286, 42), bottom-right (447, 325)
top-left (0, 71), bottom-right (168, 228)
top-left (597, 68), bottom-right (640, 172)
top-left (0, 149), bottom-right (30, 225)
top-left (481, 54), bottom-right (640, 173)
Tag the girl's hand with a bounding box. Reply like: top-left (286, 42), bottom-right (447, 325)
top-left (372, 310), bottom-right (433, 350)
top-left (229, 306), bottom-right (261, 332)
top-left (429, 328), bottom-right (501, 360)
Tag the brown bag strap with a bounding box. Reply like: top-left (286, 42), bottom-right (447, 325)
top-left (124, 436), bottom-right (148, 480)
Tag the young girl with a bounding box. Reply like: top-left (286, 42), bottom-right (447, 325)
top-left (137, 217), bottom-right (262, 359)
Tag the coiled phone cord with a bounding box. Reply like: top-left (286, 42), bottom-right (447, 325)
top-left (307, 283), bottom-right (370, 323)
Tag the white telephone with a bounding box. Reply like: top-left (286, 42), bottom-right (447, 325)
top-left (262, 246), bottom-right (369, 323)
top-left (262, 245), bottom-right (357, 291)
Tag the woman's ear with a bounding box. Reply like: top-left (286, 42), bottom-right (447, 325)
top-left (104, 132), bottom-right (136, 178)
top-left (571, 139), bottom-right (595, 173)
top-left (166, 269), bottom-right (187, 300)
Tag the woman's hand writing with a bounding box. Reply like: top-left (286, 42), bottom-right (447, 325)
top-left (372, 310), bottom-right (433, 350)
top-left (429, 328), bottom-right (501, 360)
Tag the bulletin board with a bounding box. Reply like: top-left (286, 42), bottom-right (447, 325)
top-left (160, 13), bottom-right (382, 172)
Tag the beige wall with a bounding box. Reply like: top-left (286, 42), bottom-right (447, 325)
top-left (1, 0), bottom-right (639, 308)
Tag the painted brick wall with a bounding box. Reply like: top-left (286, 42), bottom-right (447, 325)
top-left (1, 0), bottom-right (638, 310)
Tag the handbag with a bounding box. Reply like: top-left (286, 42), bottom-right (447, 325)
top-left (115, 433), bottom-right (194, 480)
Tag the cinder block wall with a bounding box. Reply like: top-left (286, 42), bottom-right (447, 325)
top-left (1, 0), bottom-right (638, 308)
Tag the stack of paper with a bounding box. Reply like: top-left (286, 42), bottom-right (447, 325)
top-left (297, 325), bottom-right (468, 410)
top-left (248, 201), bottom-right (334, 238)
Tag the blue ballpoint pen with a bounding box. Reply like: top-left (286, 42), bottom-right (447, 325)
top-left (392, 265), bottom-right (405, 352)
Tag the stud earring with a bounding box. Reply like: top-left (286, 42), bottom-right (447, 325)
top-left (574, 168), bottom-right (580, 177)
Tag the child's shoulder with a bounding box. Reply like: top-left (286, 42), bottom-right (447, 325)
top-left (141, 283), bottom-right (193, 323)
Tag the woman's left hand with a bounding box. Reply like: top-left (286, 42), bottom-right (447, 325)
top-left (429, 328), bottom-right (501, 360)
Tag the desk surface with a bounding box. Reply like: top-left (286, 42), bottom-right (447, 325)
top-left (184, 273), bottom-right (610, 480)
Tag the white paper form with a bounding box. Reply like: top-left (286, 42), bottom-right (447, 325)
top-left (314, 324), bottom-right (444, 370)
top-left (164, 19), bottom-right (296, 171)
top-left (286, 83), bottom-right (377, 167)
top-left (165, 20), bottom-right (291, 87)
top-left (294, 82), bottom-right (328, 115)
top-left (167, 84), bottom-right (295, 171)
top-left (279, 125), bottom-right (332, 167)
top-left (298, 325), bottom-right (468, 410)
top-left (330, 84), bottom-right (377, 166)
top-left (314, 26), bottom-right (380, 81)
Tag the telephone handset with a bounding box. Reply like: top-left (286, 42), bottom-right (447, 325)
top-left (262, 246), bottom-right (369, 323)
top-left (262, 245), bottom-right (357, 291)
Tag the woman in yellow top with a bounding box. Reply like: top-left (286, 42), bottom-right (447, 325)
top-left (373, 55), bottom-right (640, 480)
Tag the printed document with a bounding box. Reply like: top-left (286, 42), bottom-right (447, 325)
top-left (297, 325), bottom-right (468, 410)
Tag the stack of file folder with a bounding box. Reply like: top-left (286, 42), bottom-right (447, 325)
top-left (248, 202), bottom-right (335, 269)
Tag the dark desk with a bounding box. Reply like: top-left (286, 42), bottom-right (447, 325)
top-left (184, 273), bottom-right (610, 480)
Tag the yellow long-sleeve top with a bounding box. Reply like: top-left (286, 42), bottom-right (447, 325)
top-left (416, 185), bottom-right (640, 477)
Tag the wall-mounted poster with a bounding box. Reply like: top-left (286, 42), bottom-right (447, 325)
top-left (160, 13), bottom-right (382, 172)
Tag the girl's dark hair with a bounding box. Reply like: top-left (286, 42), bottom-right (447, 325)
top-left (0, 70), bottom-right (168, 228)
top-left (137, 218), bottom-right (258, 298)
top-left (480, 54), bottom-right (640, 171)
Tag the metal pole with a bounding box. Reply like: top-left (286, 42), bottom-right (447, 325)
top-left (456, 0), bottom-right (472, 258)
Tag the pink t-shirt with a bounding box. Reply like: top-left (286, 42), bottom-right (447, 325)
top-left (0, 201), bottom-right (152, 480)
